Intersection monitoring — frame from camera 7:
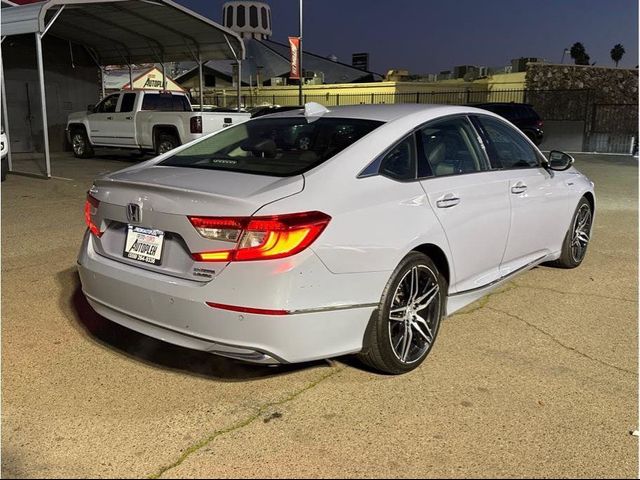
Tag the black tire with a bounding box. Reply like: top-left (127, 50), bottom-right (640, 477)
top-left (358, 252), bottom-right (447, 375)
top-left (552, 197), bottom-right (593, 269)
top-left (70, 128), bottom-right (94, 159)
top-left (156, 133), bottom-right (179, 155)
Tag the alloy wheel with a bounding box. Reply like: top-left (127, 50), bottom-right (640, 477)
top-left (72, 133), bottom-right (85, 156)
top-left (571, 204), bottom-right (592, 263)
top-left (158, 141), bottom-right (174, 154)
top-left (388, 265), bottom-right (441, 364)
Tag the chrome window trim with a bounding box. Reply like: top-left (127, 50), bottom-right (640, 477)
top-left (357, 113), bottom-right (493, 183)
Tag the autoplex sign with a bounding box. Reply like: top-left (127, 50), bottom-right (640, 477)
top-left (289, 36), bottom-right (300, 79)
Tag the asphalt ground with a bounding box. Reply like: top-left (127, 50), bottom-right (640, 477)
top-left (1, 151), bottom-right (637, 478)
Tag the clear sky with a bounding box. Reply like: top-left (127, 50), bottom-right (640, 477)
top-left (176, 0), bottom-right (639, 74)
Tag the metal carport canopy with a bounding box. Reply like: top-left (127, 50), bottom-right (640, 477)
top-left (1, 0), bottom-right (245, 64)
top-left (0, 0), bottom-right (245, 178)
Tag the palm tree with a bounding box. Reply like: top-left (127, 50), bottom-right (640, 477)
top-left (570, 42), bottom-right (591, 65)
top-left (611, 44), bottom-right (625, 67)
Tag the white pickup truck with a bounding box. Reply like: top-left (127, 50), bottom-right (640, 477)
top-left (66, 89), bottom-right (251, 158)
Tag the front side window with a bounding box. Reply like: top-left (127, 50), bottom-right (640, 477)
top-left (161, 117), bottom-right (383, 177)
top-left (418, 117), bottom-right (485, 177)
top-left (477, 116), bottom-right (539, 169)
top-left (379, 136), bottom-right (416, 181)
top-left (96, 94), bottom-right (119, 113)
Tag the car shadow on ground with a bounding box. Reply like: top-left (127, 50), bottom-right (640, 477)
top-left (59, 268), bottom-right (328, 382)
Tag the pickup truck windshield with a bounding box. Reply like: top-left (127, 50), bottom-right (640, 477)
top-left (160, 117), bottom-right (384, 177)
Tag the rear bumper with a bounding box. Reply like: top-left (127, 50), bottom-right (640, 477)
top-left (77, 231), bottom-right (382, 364)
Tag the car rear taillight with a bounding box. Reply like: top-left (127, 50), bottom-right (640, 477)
top-left (189, 211), bottom-right (331, 262)
top-left (190, 116), bottom-right (203, 134)
top-left (84, 194), bottom-right (102, 237)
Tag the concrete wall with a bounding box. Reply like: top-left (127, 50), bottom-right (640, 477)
top-left (525, 63), bottom-right (638, 103)
top-left (3, 34), bottom-right (99, 153)
top-left (539, 121), bottom-right (586, 152)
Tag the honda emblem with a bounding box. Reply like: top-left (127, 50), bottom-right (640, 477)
top-left (127, 203), bottom-right (141, 223)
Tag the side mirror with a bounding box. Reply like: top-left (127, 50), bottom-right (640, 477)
top-left (547, 150), bottom-right (574, 171)
top-left (87, 104), bottom-right (96, 113)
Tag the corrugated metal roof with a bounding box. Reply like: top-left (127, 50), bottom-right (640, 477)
top-left (190, 38), bottom-right (382, 85)
top-left (1, 0), bottom-right (245, 64)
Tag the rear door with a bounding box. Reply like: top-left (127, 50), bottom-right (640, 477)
top-left (417, 115), bottom-right (512, 293)
top-left (473, 115), bottom-right (569, 275)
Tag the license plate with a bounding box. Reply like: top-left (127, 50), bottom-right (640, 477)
top-left (123, 225), bottom-right (165, 265)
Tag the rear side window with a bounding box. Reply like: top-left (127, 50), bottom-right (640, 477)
top-left (141, 94), bottom-right (191, 112)
top-left (160, 117), bottom-right (383, 177)
top-left (379, 136), bottom-right (416, 181)
top-left (476, 116), bottom-right (539, 169)
top-left (119, 93), bottom-right (136, 113)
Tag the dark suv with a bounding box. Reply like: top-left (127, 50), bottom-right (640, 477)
top-left (472, 103), bottom-right (544, 145)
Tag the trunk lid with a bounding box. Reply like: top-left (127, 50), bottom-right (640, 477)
top-left (89, 166), bottom-right (303, 281)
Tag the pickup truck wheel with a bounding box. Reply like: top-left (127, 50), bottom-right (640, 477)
top-left (156, 134), bottom-right (179, 155)
top-left (71, 130), bottom-right (94, 159)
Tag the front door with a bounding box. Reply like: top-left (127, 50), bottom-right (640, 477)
top-left (88, 93), bottom-right (120, 145)
top-left (473, 115), bottom-right (569, 275)
top-left (107, 91), bottom-right (137, 147)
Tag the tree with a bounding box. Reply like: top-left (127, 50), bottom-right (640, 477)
top-left (611, 44), bottom-right (626, 67)
top-left (570, 42), bottom-right (591, 65)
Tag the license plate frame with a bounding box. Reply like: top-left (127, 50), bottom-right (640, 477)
top-left (123, 225), bottom-right (165, 266)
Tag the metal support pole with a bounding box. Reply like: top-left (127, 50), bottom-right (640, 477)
top-left (128, 64), bottom-right (133, 89)
top-left (1, 38), bottom-right (12, 171)
top-left (298, 0), bottom-right (303, 105)
top-left (198, 58), bottom-right (204, 112)
top-left (161, 62), bottom-right (166, 90)
top-left (237, 60), bottom-right (242, 111)
top-left (100, 66), bottom-right (105, 98)
top-left (35, 32), bottom-right (51, 178)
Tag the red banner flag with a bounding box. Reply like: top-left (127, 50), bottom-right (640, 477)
top-left (289, 36), bottom-right (300, 80)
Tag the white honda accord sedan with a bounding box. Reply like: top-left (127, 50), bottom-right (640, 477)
top-left (78, 103), bottom-right (595, 374)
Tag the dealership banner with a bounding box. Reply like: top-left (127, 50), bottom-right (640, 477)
top-left (289, 36), bottom-right (300, 79)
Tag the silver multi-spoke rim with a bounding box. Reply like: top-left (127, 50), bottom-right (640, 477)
top-left (388, 265), bottom-right (440, 364)
top-left (571, 204), bottom-right (592, 263)
top-left (72, 134), bottom-right (85, 155)
top-left (158, 141), bottom-right (174, 154)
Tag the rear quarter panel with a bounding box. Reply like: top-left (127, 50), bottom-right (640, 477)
top-left (254, 115), bottom-right (455, 282)
top-left (135, 112), bottom-right (191, 148)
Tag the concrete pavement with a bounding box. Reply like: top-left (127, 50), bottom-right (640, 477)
top-left (1, 152), bottom-right (637, 478)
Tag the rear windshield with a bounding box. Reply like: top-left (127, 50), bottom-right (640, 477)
top-left (160, 117), bottom-right (383, 177)
top-left (141, 93), bottom-right (191, 112)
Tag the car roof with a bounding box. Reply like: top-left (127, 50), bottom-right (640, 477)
top-left (257, 103), bottom-right (493, 123)
top-left (472, 102), bottom-right (534, 108)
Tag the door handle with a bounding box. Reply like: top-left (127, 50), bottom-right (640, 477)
top-left (106, 116), bottom-right (113, 120)
top-left (511, 182), bottom-right (528, 194)
top-left (436, 194), bottom-right (461, 208)
top-left (125, 116), bottom-right (132, 120)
